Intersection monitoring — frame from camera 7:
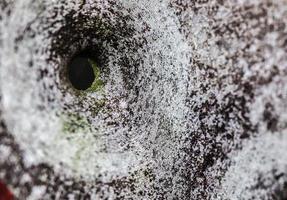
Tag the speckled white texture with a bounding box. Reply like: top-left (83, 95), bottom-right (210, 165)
top-left (1, 0), bottom-right (287, 199)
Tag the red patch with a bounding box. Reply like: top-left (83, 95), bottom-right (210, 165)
top-left (0, 182), bottom-right (14, 200)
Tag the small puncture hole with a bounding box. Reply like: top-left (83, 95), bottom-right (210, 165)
top-left (67, 53), bottom-right (97, 91)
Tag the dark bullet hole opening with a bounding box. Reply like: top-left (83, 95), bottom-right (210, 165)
top-left (67, 52), bottom-right (97, 91)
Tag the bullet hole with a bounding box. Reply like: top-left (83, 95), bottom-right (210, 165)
top-left (0, 181), bottom-right (14, 200)
top-left (67, 53), bottom-right (97, 91)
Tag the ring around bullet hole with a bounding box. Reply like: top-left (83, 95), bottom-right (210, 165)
top-left (68, 52), bottom-right (99, 91)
